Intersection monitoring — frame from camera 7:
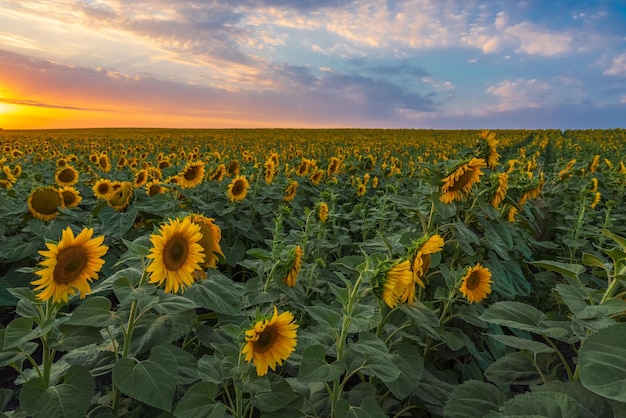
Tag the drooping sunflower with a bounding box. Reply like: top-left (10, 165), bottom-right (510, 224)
top-left (92, 178), bottom-right (114, 200)
top-left (375, 259), bottom-right (413, 308)
top-left (476, 130), bottom-right (500, 169)
top-left (440, 158), bottom-right (487, 204)
top-left (146, 180), bottom-right (167, 197)
top-left (317, 202), bottom-right (329, 222)
top-left (28, 186), bottom-right (65, 222)
top-left (146, 217), bottom-right (205, 293)
top-left (178, 161), bottom-right (205, 189)
top-left (54, 165), bottom-right (79, 187)
top-left (327, 157), bottom-right (341, 176)
top-left (59, 186), bottom-right (82, 208)
top-left (459, 263), bottom-right (493, 304)
top-left (242, 307), bottom-right (298, 376)
top-left (309, 169), bottom-right (324, 186)
top-left (209, 164), bottom-right (226, 181)
top-left (282, 246), bottom-right (302, 287)
top-left (507, 206), bottom-right (518, 222)
top-left (30, 227), bottom-right (108, 303)
top-left (590, 191), bottom-right (601, 209)
top-left (283, 180), bottom-right (298, 202)
top-left (226, 160), bottom-right (240, 176)
top-left (356, 182), bottom-right (367, 197)
top-left (490, 172), bottom-right (509, 209)
top-left (134, 169), bottom-right (149, 188)
top-left (98, 153), bottom-right (111, 172)
top-left (227, 175), bottom-right (249, 202)
top-left (107, 181), bottom-right (133, 212)
top-left (190, 214), bottom-right (224, 269)
top-left (401, 234), bottom-right (444, 303)
top-left (264, 159), bottom-right (276, 184)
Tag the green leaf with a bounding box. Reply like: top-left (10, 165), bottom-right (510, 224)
top-left (529, 260), bottom-right (585, 280)
top-left (112, 345), bottom-right (177, 411)
top-left (64, 296), bottom-right (118, 327)
top-left (332, 256), bottom-right (365, 272)
top-left (184, 270), bottom-right (242, 315)
top-left (20, 365), bottom-right (95, 418)
top-left (480, 301), bottom-right (546, 333)
top-left (0, 388), bottom-right (12, 410)
top-left (297, 345), bottom-right (345, 383)
top-left (335, 397), bottom-right (387, 418)
top-left (306, 304), bottom-right (342, 330)
top-left (385, 342), bottom-right (424, 399)
top-left (158, 343), bottom-right (199, 385)
top-left (582, 253), bottom-right (610, 271)
top-left (579, 299), bottom-right (626, 320)
top-left (53, 325), bottom-right (103, 351)
top-left (0, 341), bottom-right (37, 367)
top-left (349, 332), bottom-right (401, 383)
top-left (601, 229), bottom-right (626, 253)
top-left (3, 317), bottom-right (40, 350)
top-left (555, 284), bottom-right (590, 317)
top-left (486, 334), bottom-right (555, 356)
top-left (98, 205), bottom-right (139, 237)
top-left (579, 322), bottom-right (626, 402)
top-left (153, 291), bottom-right (198, 315)
top-left (399, 302), bottom-right (440, 338)
top-left (485, 391), bottom-right (581, 418)
top-left (251, 374), bottom-right (299, 412)
top-left (485, 351), bottom-right (548, 386)
top-left (535, 380), bottom-right (617, 418)
top-left (443, 380), bottom-right (507, 418)
top-left (129, 311), bottom-right (195, 356)
top-left (173, 381), bottom-right (226, 418)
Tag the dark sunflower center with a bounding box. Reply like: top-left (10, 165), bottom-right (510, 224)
top-left (232, 180), bottom-right (244, 195)
top-left (58, 169), bottom-right (76, 183)
top-left (163, 234), bottom-right (189, 271)
top-left (253, 326), bottom-right (278, 353)
top-left (97, 184), bottom-right (111, 195)
top-left (184, 166), bottom-right (201, 180)
top-left (449, 169), bottom-right (475, 192)
top-left (62, 191), bottom-right (77, 206)
top-left (466, 272), bottom-right (481, 290)
top-left (136, 172), bottom-right (146, 183)
top-left (148, 184), bottom-right (161, 197)
top-left (53, 246), bottom-right (89, 284)
top-left (32, 189), bottom-right (62, 215)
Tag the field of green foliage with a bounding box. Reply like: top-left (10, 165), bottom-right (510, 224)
top-left (1, 127), bottom-right (626, 417)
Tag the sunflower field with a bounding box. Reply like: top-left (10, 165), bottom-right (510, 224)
top-left (1, 127), bottom-right (626, 417)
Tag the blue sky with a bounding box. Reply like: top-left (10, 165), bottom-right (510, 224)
top-left (0, 0), bottom-right (625, 129)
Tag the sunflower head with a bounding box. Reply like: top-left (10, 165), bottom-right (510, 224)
top-left (146, 180), bottom-right (167, 197)
top-left (440, 158), bottom-right (487, 204)
top-left (227, 175), bottom-right (249, 202)
top-left (374, 259), bottom-right (413, 308)
top-left (107, 181), bottom-right (134, 212)
top-left (28, 186), bottom-right (65, 222)
top-left (280, 245), bottom-right (302, 287)
top-left (283, 180), bottom-right (298, 202)
top-left (189, 214), bottom-right (224, 269)
top-left (242, 307), bottom-right (298, 376)
top-left (93, 178), bottom-right (114, 200)
top-left (178, 161), bottom-right (205, 189)
top-left (459, 263), bottom-right (493, 304)
top-left (59, 186), bottom-right (82, 208)
top-left (134, 169), bottom-right (149, 188)
top-left (30, 227), bottom-right (108, 303)
top-left (55, 165), bottom-right (79, 187)
top-left (146, 217), bottom-right (205, 293)
top-left (317, 202), bottom-right (329, 222)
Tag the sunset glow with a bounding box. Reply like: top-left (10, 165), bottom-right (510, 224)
top-left (0, 0), bottom-right (624, 129)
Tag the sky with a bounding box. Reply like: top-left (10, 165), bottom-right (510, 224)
top-left (0, 0), bottom-right (625, 130)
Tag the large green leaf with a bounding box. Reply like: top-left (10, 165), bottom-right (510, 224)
top-left (251, 374), bottom-right (300, 413)
top-left (112, 345), bottom-right (177, 411)
top-left (484, 391), bottom-right (581, 418)
top-left (443, 380), bottom-right (507, 418)
top-left (480, 301), bottom-right (546, 333)
top-left (335, 397), bottom-right (387, 418)
top-left (486, 334), bottom-right (554, 356)
top-left (297, 344), bottom-right (346, 383)
top-left (20, 365), bottom-right (95, 418)
top-left (129, 311), bottom-right (195, 355)
top-left (173, 381), bottom-right (226, 418)
top-left (184, 270), bottom-right (242, 315)
top-left (579, 322), bottom-right (626, 402)
top-left (348, 332), bottom-right (401, 383)
top-left (485, 351), bottom-right (550, 386)
top-left (535, 381), bottom-right (618, 418)
top-left (385, 342), bottom-right (424, 399)
top-left (64, 296), bottom-right (119, 327)
top-left (529, 260), bottom-right (585, 280)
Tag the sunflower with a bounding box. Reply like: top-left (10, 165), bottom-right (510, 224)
top-left (590, 191), bottom-right (601, 209)
top-left (227, 175), bottom-right (249, 202)
top-left (28, 187), bottom-right (64, 222)
top-left (178, 161), bottom-right (205, 189)
top-left (92, 178), bottom-right (114, 200)
top-left (507, 206), bottom-right (518, 222)
top-left (146, 217), bottom-right (205, 293)
top-left (98, 153), bottom-right (111, 172)
top-left (107, 181), bottom-right (133, 212)
top-left (375, 260), bottom-right (413, 308)
top-left (210, 164), bottom-right (226, 181)
top-left (327, 157), bottom-right (341, 176)
top-left (317, 202), bottom-right (329, 222)
top-left (282, 246), bottom-right (302, 287)
top-left (459, 263), bottom-right (492, 304)
top-left (309, 169), bottom-right (324, 186)
top-left (490, 173), bottom-right (509, 209)
top-left (146, 180), bottom-right (167, 197)
top-left (190, 214), bottom-right (224, 269)
top-left (30, 227), bottom-right (108, 303)
top-left (401, 234), bottom-right (444, 303)
top-left (54, 165), bottom-right (79, 187)
top-left (242, 307), bottom-right (298, 376)
top-left (227, 160), bottom-right (240, 176)
top-left (440, 158), bottom-right (487, 204)
top-left (356, 182), bottom-right (366, 197)
top-left (59, 186), bottom-right (82, 208)
top-left (476, 130), bottom-right (500, 169)
top-left (264, 159), bottom-right (276, 184)
top-left (134, 169), bottom-right (149, 188)
top-left (283, 180), bottom-right (298, 202)
top-left (158, 159), bottom-right (171, 170)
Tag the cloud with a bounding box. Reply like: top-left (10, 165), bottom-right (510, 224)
top-left (0, 96), bottom-right (104, 111)
top-left (603, 53), bottom-right (626, 76)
